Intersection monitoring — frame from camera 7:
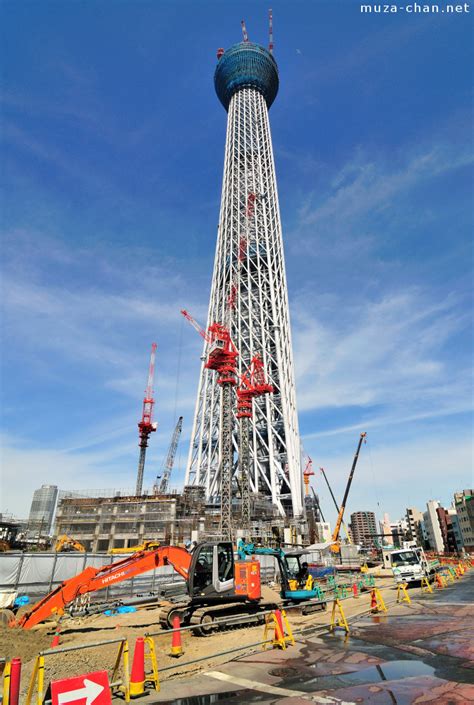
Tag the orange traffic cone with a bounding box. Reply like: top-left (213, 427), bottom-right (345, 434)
top-left (130, 637), bottom-right (146, 697)
top-left (352, 583), bottom-right (359, 598)
top-left (370, 589), bottom-right (378, 612)
top-left (170, 614), bottom-right (183, 658)
top-left (435, 574), bottom-right (444, 589)
top-left (50, 626), bottom-right (61, 648)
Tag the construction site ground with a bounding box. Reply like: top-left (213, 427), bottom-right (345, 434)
top-left (2, 569), bottom-right (473, 703)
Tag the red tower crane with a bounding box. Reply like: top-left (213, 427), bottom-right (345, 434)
top-left (136, 343), bottom-right (158, 496)
top-left (303, 457), bottom-right (315, 496)
top-left (237, 355), bottom-right (273, 530)
top-left (181, 310), bottom-right (238, 540)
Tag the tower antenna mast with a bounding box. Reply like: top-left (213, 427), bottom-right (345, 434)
top-left (136, 343), bottom-right (158, 495)
top-left (241, 19), bottom-right (249, 43)
top-left (268, 9), bottom-right (274, 53)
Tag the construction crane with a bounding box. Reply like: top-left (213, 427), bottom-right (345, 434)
top-left (303, 457), bottom-right (315, 496)
top-left (310, 486), bottom-right (325, 522)
top-left (136, 343), bottom-right (158, 496)
top-left (330, 432), bottom-right (367, 553)
top-left (55, 535), bottom-right (86, 553)
top-left (237, 355), bottom-right (273, 530)
top-left (109, 540), bottom-right (160, 555)
top-left (155, 416), bottom-right (183, 494)
top-left (319, 466), bottom-right (351, 542)
top-left (181, 310), bottom-right (238, 540)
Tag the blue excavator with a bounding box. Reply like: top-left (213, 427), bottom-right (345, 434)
top-left (237, 539), bottom-right (327, 613)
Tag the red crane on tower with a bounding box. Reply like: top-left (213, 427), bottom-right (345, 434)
top-left (136, 343), bottom-right (158, 496)
top-left (181, 310), bottom-right (238, 540)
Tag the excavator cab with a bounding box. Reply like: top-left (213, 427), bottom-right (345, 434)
top-left (278, 550), bottom-right (322, 602)
top-left (188, 542), bottom-right (235, 600)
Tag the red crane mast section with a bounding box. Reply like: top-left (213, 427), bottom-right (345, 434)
top-left (138, 342), bottom-right (158, 437)
top-left (136, 342), bottom-right (158, 495)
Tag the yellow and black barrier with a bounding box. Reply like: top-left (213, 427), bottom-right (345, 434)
top-left (421, 576), bottom-right (433, 593)
top-left (262, 608), bottom-right (295, 650)
top-left (396, 583), bottom-right (411, 605)
top-left (329, 599), bottom-right (349, 634)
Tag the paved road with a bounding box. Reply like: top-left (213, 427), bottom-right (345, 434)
top-left (142, 571), bottom-right (474, 704)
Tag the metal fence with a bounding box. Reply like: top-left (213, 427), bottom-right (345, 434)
top-left (0, 551), bottom-right (295, 601)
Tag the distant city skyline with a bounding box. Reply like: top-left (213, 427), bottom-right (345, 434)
top-left (1, 2), bottom-right (472, 522)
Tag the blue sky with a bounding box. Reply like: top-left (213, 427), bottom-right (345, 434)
top-left (1, 1), bottom-right (472, 526)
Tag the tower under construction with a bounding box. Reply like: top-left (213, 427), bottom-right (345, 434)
top-left (186, 21), bottom-right (304, 519)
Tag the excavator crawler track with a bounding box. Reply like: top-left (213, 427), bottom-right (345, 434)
top-left (159, 602), bottom-right (192, 629)
top-left (160, 601), bottom-right (278, 636)
top-left (189, 602), bottom-right (277, 636)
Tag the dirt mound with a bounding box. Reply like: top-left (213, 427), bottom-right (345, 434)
top-left (0, 624), bottom-right (52, 662)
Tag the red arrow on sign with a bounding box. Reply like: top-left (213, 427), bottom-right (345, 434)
top-left (51, 670), bottom-right (111, 705)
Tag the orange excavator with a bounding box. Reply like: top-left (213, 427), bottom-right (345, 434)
top-left (12, 541), bottom-right (271, 634)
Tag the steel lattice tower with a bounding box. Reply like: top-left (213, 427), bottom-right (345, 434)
top-left (185, 39), bottom-right (304, 519)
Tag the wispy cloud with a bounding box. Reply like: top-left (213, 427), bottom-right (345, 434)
top-left (293, 286), bottom-right (470, 417)
top-left (301, 146), bottom-right (472, 229)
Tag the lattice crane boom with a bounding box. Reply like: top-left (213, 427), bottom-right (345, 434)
top-left (158, 416), bottom-right (184, 494)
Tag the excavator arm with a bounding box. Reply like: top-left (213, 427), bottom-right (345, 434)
top-left (16, 546), bottom-right (192, 630)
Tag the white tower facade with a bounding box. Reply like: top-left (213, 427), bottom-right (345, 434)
top-left (185, 42), bottom-right (303, 518)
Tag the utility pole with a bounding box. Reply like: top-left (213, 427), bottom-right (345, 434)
top-left (136, 343), bottom-right (158, 496)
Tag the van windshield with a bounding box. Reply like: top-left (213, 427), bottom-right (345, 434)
top-left (391, 551), bottom-right (418, 567)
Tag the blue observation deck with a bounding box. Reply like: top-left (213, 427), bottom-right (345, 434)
top-left (214, 42), bottom-right (279, 111)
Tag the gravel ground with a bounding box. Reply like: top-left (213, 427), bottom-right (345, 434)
top-left (0, 572), bottom-right (397, 700)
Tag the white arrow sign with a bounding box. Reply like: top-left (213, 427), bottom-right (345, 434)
top-left (57, 678), bottom-right (104, 705)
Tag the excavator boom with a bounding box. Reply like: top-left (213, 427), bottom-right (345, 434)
top-left (16, 546), bottom-right (192, 630)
